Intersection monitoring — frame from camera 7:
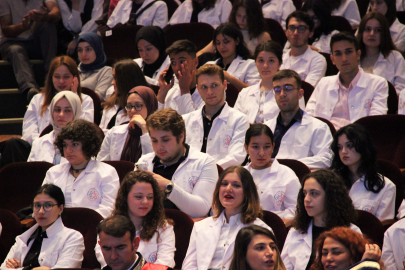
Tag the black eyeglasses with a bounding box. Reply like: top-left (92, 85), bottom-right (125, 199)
top-left (273, 85), bottom-right (299, 94)
top-left (125, 103), bottom-right (144, 112)
top-left (287, 25), bottom-right (309, 33)
top-left (32, 202), bottom-right (59, 212)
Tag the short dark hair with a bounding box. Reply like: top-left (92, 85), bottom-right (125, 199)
top-left (273, 69), bottom-right (302, 89)
top-left (330, 32), bottom-right (360, 52)
top-left (286, 10), bottom-right (314, 31)
top-left (97, 215), bottom-right (136, 242)
top-left (146, 108), bottom-right (186, 145)
top-left (54, 119), bottom-right (103, 160)
top-left (196, 64), bottom-right (225, 82)
top-left (166, 39), bottom-right (197, 58)
top-left (35, 184), bottom-right (65, 206)
top-left (254, 40), bottom-right (283, 64)
top-left (245, 123), bottom-right (274, 145)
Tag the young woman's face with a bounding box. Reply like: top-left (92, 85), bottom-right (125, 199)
top-left (362, 19), bottom-right (382, 49)
top-left (63, 140), bottom-right (88, 166)
top-left (33, 193), bottom-right (63, 230)
top-left (321, 237), bottom-right (352, 270)
top-left (53, 65), bottom-right (74, 92)
top-left (337, 134), bottom-right (362, 173)
top-left (77, 42), bottom-right (97, 65)
top-left (126, 93), bottom-right (148, 120)
top-left (53, 98), bottom-right (74, 128)
top-left (370, 0), bottom-right (388, 15)
top-left (215, 34), bottom-right (238, 61)
top-left (246, 234), bottom-right (277, 270)
top-left (303, 177), bottom-right (326, 223)
top-left (255, 51), bottom-right (281, 80)
top-left (219, 172), bottom-right (244, 213)
top-left (245, 134), bottom-right (274, 170)
top-left (235, 6), bottom-right (248, 30)
top-left (137, 39), bottom-right (160, 65)
top-left (127, 182), bottom-right (154, 218)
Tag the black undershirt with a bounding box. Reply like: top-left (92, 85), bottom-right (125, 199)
top-left (306, 224), bottom-right (327, 270)
top-left (23, 227), bottom-right (48, 270)
top-left (201, 103), bottom-right (226, 153)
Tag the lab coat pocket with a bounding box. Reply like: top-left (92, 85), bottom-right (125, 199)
top-left (359, 199), bottom-right (379, 215)
top-left (269, 186), bottom-right (287, 210)
top-left (40, 251), bottom-right (59, 266)
top-left (185, 170), bottom-right (202, 191)
top-left (220, 129), bottom-right (233, 154)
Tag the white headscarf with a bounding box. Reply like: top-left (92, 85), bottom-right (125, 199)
top-left (49, 91), bottom-right (82, 134)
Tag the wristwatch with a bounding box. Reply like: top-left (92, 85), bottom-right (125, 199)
top-left (165, 181), bottom-right (174, 195)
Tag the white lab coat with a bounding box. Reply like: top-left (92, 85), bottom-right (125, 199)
top-left (95, 223), bottom-right (176, 267)
top-left (281, 221), bottom-right (361, 270)
top-left (0, 217), bottom-right (84, 270)
top-left (158, 84), bottom-right (205, 115)
top-left (331, 0), bottom-right (360, 27)
top-left (27, 131), bottom-right (68, 165)
top-left (306, 70), bottom-right (389, 122)
top-left (22, 92), bottom-right (94, 145)
top-left (264, 111), bottom-right (333, 169)
top-left (245, 160), bottom-right (300, 219)
top-left (382, 218), bottom-right (405, 270)
top-left (284, 31), bottom-right (339, 55)
top-left (182, 212), bottom-right (272, 270)
top-left (168, 0), bottom-right (232, 29)
top-left (365, 50), bottom-right (405, 95)
top-left (42, 160), bottom-right (120, 218)
top-left (280, 46), bottom-right (327, 87)
top-left (205, 56), bottom-right (261, 86)
top-left (349, 175), bottom-right (396, 220)
top-left (390, 19), bottom-right (405, 52)
top-left (261, 0), bottom-right (296, 29)
top-left (234, 81), bottom-right (306, 123)
top-left (97, 124), bottom-right (153, 161)
top-left (57, 0), bottom-right (102, 34)
top-left (183, 103), bottom-right (249, 169)
top-left (99, 105), bottom-right (129, 135)
top-left (107, 0), bottom-right (168, 29)
top-left (136, 147), bottom-right (218, 218)
top-left (134, 56), bottom-right (171, 86)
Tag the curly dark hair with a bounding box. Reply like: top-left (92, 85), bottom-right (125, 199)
top-left (212, 166), bottom-right (262, 224)
top-left (228, 0), bottom-right (267, 39)
top-left (311, 227), bottom-right (384, 270)
top-left (54, 119), bottom-right (102, 160)
top-left (113, 171), bottom-right (170, 242)
top-left (292, 170), bottom-right (357, 233)
top-left (330, 124), bottom-right (385, 193)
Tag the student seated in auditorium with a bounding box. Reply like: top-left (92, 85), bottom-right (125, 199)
top-left (183, 64), bottom-right (249, 169)
top-left (157, 40), bottom-right (204, 115)
top-left (280, 11), bottom-right (327, 87)
top-left (168, 0), bottom-right (231, 29)
top-left (306, 32), bottom-right (388, 131)
top-left (135, 108), bottom-right (218, 218)
top-left (264, 69), bottom-right (333, 169)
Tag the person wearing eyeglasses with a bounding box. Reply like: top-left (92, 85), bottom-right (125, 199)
top-left (97, 86), bottom-right (157, 162)
top-left (306, 32), bottom-right (388, 130)
top-left (280, 11), bottom-right (327, 88)
top-left (264, 69), bottom-right (333, 169)
top-left (1, 184), bottom-right (85, 270)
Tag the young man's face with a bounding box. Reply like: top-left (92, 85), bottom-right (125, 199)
top-left (330, 40), bottom-right (361, 76)
top-left (197, 73), bottom-right (227, 108)
top-left (170, 51), bottom-right (198, 79)
top-left (149, 129), bottom-right (185, 164)
top-left (273, 77), bottom-right (303, 114)
top-left (99, 231), bottom-right (140, 270)
top-left (286, 17), bottom-right (313, 49)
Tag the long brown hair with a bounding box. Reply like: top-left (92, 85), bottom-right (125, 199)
top-left (212, 166), bottom-right (262, 224)
top-left (41, 56), bottom-right (82, 116)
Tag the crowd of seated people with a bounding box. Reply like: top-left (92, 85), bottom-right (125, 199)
top-left (2, 0), bottom-right (405, 269)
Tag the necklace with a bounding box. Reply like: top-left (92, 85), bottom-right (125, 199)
top-left (70, 166), bottom-right (87, 174)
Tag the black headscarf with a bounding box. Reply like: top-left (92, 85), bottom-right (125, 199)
top-left (77, 32), bottom-right (107, 71)
top-left (135, 26), bottom-right (167, 78)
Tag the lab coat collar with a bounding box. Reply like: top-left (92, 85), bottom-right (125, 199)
top-left (246, 158), bottom-right (281, 176)
top-left (192, 102), bottom-right (230, 127)
top-left (329, 68), bottom-right (367, 91)
top-left (287, 46), bottom-right (312, 63)
top-left (248, 81), bottom-right (262, 100)
top-left (18, 217), bottom-right (65, 245)
top-left (72, 160), bottom-right (97, 181)
top-left (226, 55), bottom-right (244, 75)
top-left (296, 220), bottom-right (313, 247)
top-left (212, 211), bottom-right (242, 227)
top-left (375, 52), bottom-right (386, 64)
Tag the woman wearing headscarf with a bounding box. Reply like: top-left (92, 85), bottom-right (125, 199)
top-left (28, 91), bottom-right (82, 164)
top-left (76, 32), bottom-right (113, 101)
top-left (134, 26), bottom-right (171, 86)
top-left (97, 86), bottom-right (158, 162)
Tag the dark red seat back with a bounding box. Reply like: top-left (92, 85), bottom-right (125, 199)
top-left (302, 80), bottom-right (314, 105)
top-left (102, 160), bottom-right (135, 183)
top-left (0, 209), bottom-right (22, 262)
top-left (81, 87), bottom-right (102, 125)
top-left (277, 159), bottom-right (310, 184)
top-left (261, 210), bottom-right (288, 251)
top-left (226, 83), bottom-right (240, 107)
top-left (353, 210), bottom-right (384, 248)
top-left (163, 23), bottom-right (214, 51)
